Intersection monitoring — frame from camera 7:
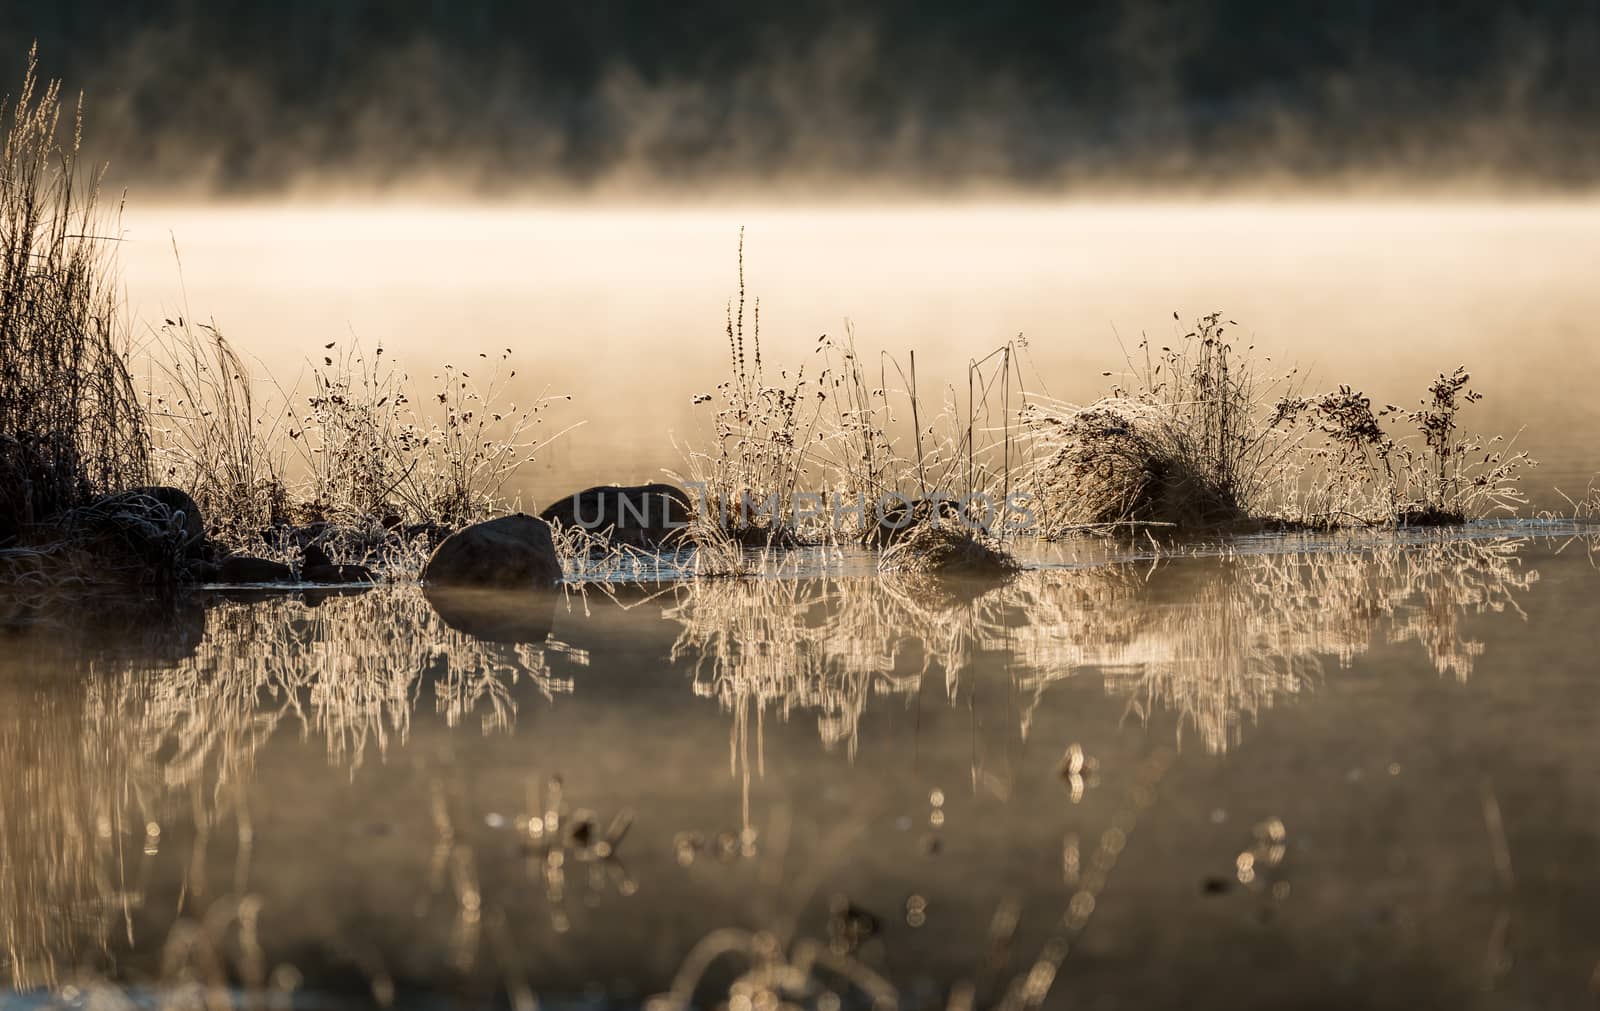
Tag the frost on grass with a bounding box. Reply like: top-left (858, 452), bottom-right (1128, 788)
top-left (879, 519), bottom-right (1020, 578)
top-left (1023, 313), bottom-right (1534, 536)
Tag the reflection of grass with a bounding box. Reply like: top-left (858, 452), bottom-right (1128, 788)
top-left (667, 535), bottom-right (1540, 759)
top-left (0, 587), bottom-right (579, 988)
top-left (0, 535), bottom-right (1549, 997)
top-left (128, 589), bottom-right (578, 774)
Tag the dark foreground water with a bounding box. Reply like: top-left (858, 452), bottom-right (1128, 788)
top-left (4, 528), bottom-right (1600, 1010)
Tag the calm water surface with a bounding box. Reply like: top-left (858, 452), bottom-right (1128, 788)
top-left (5, 528), bottom-right (1599, 1008)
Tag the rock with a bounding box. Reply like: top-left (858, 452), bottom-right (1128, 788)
top-left (76, 485), bottom-right (210, 571)
top-left (217, 555), bottom-right (294, 583)
top-left (43, 488), bottom-right (197, 584)
top-left (301, 542), bottom-right (375, 584)
top-left (539, 483), bottom-right (693, 547)
top-left (422, 513), bottom-right (561, 589)
top-left (303, 562), bottom-right (375, 584)
top-left (101, 486), bottom-right (208, 556)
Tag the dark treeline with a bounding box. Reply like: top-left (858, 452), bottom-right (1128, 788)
top-left (3, 0), bottom-right (1599, 192)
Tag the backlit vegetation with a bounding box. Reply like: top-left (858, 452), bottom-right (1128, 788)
top-left (150, 316), bottom-right (568, 567)
top-left (0, 49), bottom-right (147, 540)
top-left (1019, 313), bottom-right (1533, 534)
top-left (0, 50), bottom-right (1558, 593)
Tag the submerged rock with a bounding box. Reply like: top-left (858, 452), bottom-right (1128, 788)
top-left (539, 483), bottom-right (692, 547)
top-left (217, 555), bottom-right (294, 583)
top-left (423, 513), bottom-right (562, 589)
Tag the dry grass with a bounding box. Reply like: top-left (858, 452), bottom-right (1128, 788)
top-left (816, 331), bottom-right (1028, 542)
top-left (1022, 313), bottom-right (1306, 534)
top-left (0, 49), bottom-right (1551, 588)
top-left (677, 233), bottom-right (1030, 563)
top-left (1296, 367), bottom-right (1533, 525)
top-left (1023, 313), bottom-right (1534, 536)
top-left (147, 315), bottom-right (571, 573)
top-left (878, 518), bottom-right (1020, 578)
top-left (148, 315), bottom-right (292, 544)
top-left (674, 229), bottom-right (817, 546)
top-left (0, 48), bottom-right (148, 543)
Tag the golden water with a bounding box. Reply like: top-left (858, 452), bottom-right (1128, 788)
top-left (3, 532), bottom-right (1598, 1005)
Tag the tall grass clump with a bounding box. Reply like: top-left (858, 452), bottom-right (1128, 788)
top-left (150, 313), bottom-right (567, 568)
top-left (1023, 313), bottom-right (1304, 534)
top-left (1023, 312), bottom-right (1532, 535)
top-left (677, 229), bottom-right (817, 546)
top-left (149, 315), bottom-right (292, 545)
top-left (0, 48), bottom-right (147, 544)
top-left (817, 330), bottom-right (1028, 542)
top-left (679, 232), bottom-right (1031, 566)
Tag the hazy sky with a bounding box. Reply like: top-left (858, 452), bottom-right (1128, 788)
top-left (5, 1), bottom-right (1599, 194)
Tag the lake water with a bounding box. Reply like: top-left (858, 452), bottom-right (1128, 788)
top-left (5, 526), bottom-right (1600, 1008)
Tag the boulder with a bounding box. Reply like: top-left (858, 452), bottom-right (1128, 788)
top-left (539, 483), bottom-right (693, 547)
top-left (44, 486), bottom-right (205, 583)
top-left (68, 486), bottom-right (209, 575)
top-left (217, 555), bottom-right (295, 583)
top-left (301, 542), bottom-right (376, 584)
top-left (94, 486), bottom-right (208, 558)
top-left (422, 513), bottom-right (562, 589)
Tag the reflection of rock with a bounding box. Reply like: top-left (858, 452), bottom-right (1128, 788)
top-left (79, 594), bottom-right (208, 667)
top-left (302, 584), bottom-right (375, 607)
top-left (0, 589), bottom-right (208, 666)
top-left (423, 585), bottom-right (557, 643)
top-left (1, 584), bottom-right (582, 987)
top-left (540, 483), bottom-right (693, 547)
top-left (423, 514), bottom-right (561, 588)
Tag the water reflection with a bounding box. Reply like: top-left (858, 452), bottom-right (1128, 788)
top-left (666, 535), bottom-right (1540, 759)
top-left (0, 589), bottom-right (582, 988)
top-left (0, 532), bottom-right (1552, 997)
